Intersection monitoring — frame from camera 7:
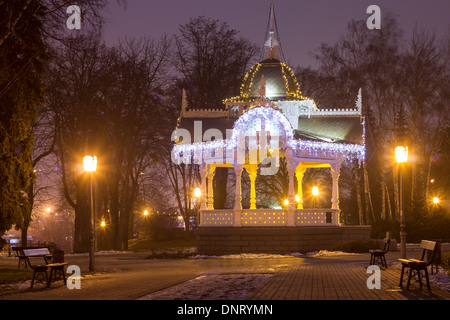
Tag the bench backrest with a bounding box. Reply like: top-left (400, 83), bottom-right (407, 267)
top-left (23, 248), bottom-right (50, 257)
top-left (419, 240), bottom-right (437, 265)
top-left (23, 248), bottom-right (52, 267)
top-left (383, 238), bottom-right (391, 253)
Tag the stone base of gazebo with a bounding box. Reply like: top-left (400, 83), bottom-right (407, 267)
top-left (195, 226), bottom-right (371, 255)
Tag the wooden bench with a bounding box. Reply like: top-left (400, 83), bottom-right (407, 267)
top-left (369, 238), bottom-right (390, 268)
top-left (23, 248), bottom-right (67, 289)
top-left (398, 240), bottom-right (437, 290)
top-left (11, 246), bottom-right (51, 269)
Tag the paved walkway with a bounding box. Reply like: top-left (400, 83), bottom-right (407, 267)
top-left (251, 258), bottom-right (450, 300)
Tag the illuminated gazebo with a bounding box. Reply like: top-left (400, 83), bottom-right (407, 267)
top-left (171, 5), bottom-right (370, 254)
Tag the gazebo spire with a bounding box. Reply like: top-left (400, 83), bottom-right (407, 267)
top-left (264, 3), bottom-right (280, 60)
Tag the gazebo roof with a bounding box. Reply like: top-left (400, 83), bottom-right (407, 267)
top-left (177, 114), bottom-right (363, 145)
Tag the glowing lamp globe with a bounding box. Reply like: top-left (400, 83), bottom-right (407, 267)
top-left (312, 186), bottom-right (319, 196)
top-left (395, 146), bottom-right (408, 163)
top-left (83, 156), bottom-right (97, 172)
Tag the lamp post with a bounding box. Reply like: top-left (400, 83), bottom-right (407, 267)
top-left (83, 155), bottom-right (97, 271)
top-left (395, 146), bottom-right (408, 259)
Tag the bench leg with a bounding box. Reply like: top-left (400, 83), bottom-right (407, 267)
top-left (47, 269), bottom-right (53, 287)
top-left (417, 269), bottom-right (422, 288)
top-left (399, 265), bottom-right (405, 287)
top-left (61, 267), bottom-right (67, 285)
top-left (383, 254), bottom-right (387, 268)
top-left (424, 268), bottom-right (431, 290)
top-left (30, 271), bottom-right (36, 289)
top-left (406, 269), bottom-right (413, 290)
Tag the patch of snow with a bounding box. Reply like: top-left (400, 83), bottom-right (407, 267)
top-left (428, 269), bottom-right (450, 291)
top-left (137, 273), bottom-right (273, 300)
top-left (66, 250), bottom-right (131, 256)
top-left (190, 252), bottom-right (304, 259)
top-left (306, 250), bottom-right (360, 257)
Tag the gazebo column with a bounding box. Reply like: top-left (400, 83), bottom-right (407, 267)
top-left (199, 164), bottom-right (208, 210)
top-left (207, 165), bottom-right (215, 210)
top-left (246, 164), bottom-right (258, 209)
top-left (285, 148), bottom-right (296, 226)
top-left (331, 170), bottom-right (340, 210)
top-left (295, 165), bottom-right (306, 209)
top-left (233, 164), bottom-right (243, 210)
top-left (330, 161), bottom-right (342, 210)
top-left (233, 164), bottom-right (243, 226)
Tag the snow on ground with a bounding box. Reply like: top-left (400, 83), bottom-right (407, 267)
top-left (138, 273), bottom-right (274, 300)
top-left (189, 250), bottom-right (359, 259)
top-left (66, 250), bottom-right (132, 256)
top-left (428, 270), bottom-right (450, 291)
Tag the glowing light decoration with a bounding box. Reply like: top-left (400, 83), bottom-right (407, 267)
top-left (172, 106), bottom-right (366, 164)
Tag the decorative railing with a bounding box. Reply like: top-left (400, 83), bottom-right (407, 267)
top-left (199, 209), bottom-right (340, 227)
top-left (241, 209), bottom-right (287, 226)
top-left (295, 209), bottom-right (338, 226)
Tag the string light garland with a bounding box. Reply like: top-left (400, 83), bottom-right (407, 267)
top-left (172, 106), bottom-right (365, 164)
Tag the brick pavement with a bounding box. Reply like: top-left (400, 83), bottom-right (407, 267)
top-left (250, 258), bottom-right (450, 300)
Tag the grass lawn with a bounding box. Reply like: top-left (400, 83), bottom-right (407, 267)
top-left (128, 238), bottom-right (196, 252)
top-left (0, 268), bottom-right (33, 284)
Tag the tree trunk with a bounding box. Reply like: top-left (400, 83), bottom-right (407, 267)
top-left (354, 164), bottom-right (364, 225)
top-left (363, 161), bottom-right (375, 223)
top-left (385, 184), bottom-right (392, 222)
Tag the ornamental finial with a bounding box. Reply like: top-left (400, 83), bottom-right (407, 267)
top-left (181, 88), bottom-right (188, 114)
top-left (264, 4), bottom-right (280, 60)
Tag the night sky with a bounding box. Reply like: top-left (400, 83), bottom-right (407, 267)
top-left (101, 0), bottom-right (450, 68)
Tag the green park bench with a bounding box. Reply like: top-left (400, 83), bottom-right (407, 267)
top-left (398, 240), bottom-right (438, 290)
top-left (23, 248), bottom-right (67, 289)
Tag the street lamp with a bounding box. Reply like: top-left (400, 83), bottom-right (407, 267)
top-left (432, 197), bottom-right (439, 204)
top-left (312, 186), bottom-right (319, 208)
top-left (83, 155), bottom-right (97, 271)
top-left (194, 187), bottom-right (201, 199)
top-left (143, 209), bottom-right (149, 216)
top-left (395, 146), bottom-right (408, 259)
